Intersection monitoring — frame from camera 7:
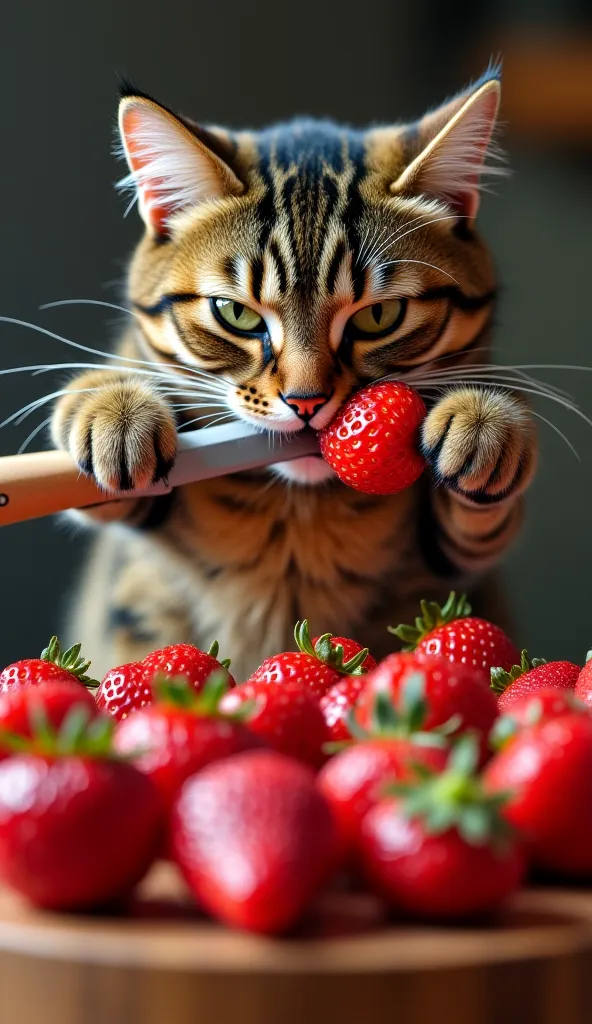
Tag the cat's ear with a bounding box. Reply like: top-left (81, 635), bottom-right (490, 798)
top-left (391, 71), bottom-right (504, 221)
top-left (117, 89), bottom-right (244, 236)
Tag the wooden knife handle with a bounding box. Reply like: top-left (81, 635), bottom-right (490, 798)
top-left (0, 422), bottom-right (320, 527)
top-left (0, 450), bottom-right (132, 526)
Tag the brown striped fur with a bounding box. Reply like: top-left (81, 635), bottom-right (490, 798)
top-left (52, 66), bottom-right (537, 680)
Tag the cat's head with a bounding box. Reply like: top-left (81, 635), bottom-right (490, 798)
top-left (118, 66), bottom-right (504, 484)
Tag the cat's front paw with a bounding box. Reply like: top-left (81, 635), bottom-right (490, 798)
top-left (421, 387), bottom-right (537, 503)
top-left (52, 378), bottom-right (177, 492)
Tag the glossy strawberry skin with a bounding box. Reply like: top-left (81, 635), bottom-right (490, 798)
top-left (247, 652), bottom-right (342, 699)
top-left (574, 660), bottom-right (592, 708)
top-left (320, 676), bottom-right (369, 743)
top-left (95, 661), bottom-right (149, 720)
top-left (355, 652), bottom-right (498, 765)
top-left (171, 750), bottom-right (338, 934)
top-left (0, 660), bottom-right (81, 694)
top-left (497, 661), bottom-right (581, 711)
top-left (0, 682), bottom-right (100, 749)
top-left (319, 382), bottom-right (426, 495)
top-left (0, 754), bottom-right (162, 909)
top-left (484, 714), bottom-right (592, 877)
top-left (498, 687), bottom-right (589, 729)
top-left (142, 644), bottom-right (236, 690)
top-left (418, 618), bottom-right (520, 677)
top-left (317, 739), bottom-right (448, 850)
top-left (360, 797), bottom-right (524, 919)
top-left (220, 680), bottom-right (327, 769)
top-left (96, 643), bottom-right (234, 721)
top-left (114, 706), bottom-right (258, 807)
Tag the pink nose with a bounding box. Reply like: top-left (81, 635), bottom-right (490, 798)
top-left (280, 393), bottom-right (330, 423)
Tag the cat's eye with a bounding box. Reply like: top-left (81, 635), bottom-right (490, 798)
top-left (212, 298), bottom-right (265, 334)
top-left (349, 299), bottom-right (404, 336)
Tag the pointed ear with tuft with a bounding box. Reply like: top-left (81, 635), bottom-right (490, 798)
top-left (117, 94), bottom-right (244, 236)
top-left (391, 74), bottom-right (505, 222)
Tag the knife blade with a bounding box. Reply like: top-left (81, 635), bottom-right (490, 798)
top-left (0, 421), bottom-right (320, 527)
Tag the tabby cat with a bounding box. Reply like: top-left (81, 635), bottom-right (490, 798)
top-left (52, 65), bottom-right (537, 680)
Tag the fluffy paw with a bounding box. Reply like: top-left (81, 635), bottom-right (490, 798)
top-left (52, 379), bottom-right (177, 492)
top-left (421, 387), bottom-right (536, 503)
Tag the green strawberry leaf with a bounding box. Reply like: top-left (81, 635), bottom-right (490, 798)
top-left (388, 591), bottom-right (472, 649)
top-left (294, 620), bottom-right (370, 676)
top-left (490, 650), bottom-right (547, 695)
top-left (40, 635), bottom-right (99, 688)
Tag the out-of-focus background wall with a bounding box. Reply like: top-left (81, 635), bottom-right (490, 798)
top-left (0, 1), bottom-right (590, 666)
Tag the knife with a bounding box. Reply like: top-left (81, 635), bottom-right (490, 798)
top-left (0, 422), bottom-right (320, 527)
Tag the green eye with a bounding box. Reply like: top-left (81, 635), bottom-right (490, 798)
top-left (350, 299), bottom-right (403, 335)
top-left (213, 298), bottom-right (264, 333)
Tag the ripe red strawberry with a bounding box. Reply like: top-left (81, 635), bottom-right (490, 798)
top-left (0, 719), bottom-right (162, 910)
top-left (247, 621), bottom-right (371, 699)
top-left (319, 381), bottom-right (426, 495)
top-left (574, 652), bottom-right (592, 708)
top-left (220, 679), bottom-right (327, 769)
top-left (142, 641), bottom-right (236, 690)
top-left (171, 750), bottom-right (338, 934)
top-left (318, 737), bottom-right (448, 851)
top-left (114, 675), bottom-right (258, 806)
top-left (492, 689), bottom-right (589, 749)
top-left (312, 635), bottom-right (375, 741)
top-left (355, 651), bottom-right (498, 765)
top-left (492, 650), bottom-right (581, 711)
top-left (390, 592), bottom-right (520, 678)
top-left (0, 636), bottom-right (97, 693)
top-left (359, 737), bottom-right (524, 919)
top-left (484, 714), bottom-right (592, 877)
top-left (0, 680), bottom-right (100, 750)
top-left (95, 641), bottom-right (233, 720)
top-left (320, 675), bottom-right (369, 743)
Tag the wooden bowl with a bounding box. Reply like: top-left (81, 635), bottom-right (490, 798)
top-left (1, 863), bottom-right (592, 1024)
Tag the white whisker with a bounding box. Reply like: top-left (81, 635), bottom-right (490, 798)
top-left (40, 299), bottom-right (140, 318)
top-left (179, 410), bottom-right (237, 431)
top-left (0, 388), bottom-right (97, 430)
top-left (412, 379), bottom-right (592, 434)
top-left (170, 401), bottom-right (227, 411)
top-left (386, 214), bottom-right (466, 250)
top-left (531, 411), bottom-right (581, 461)
top-left (362, 213), bottom-right (465, 272)
top-left (18, 417), bottom-right (53, 454)
top-left (0, 314), bottom-right (234, 388)
top-left (376, 259), bottom-right (458, 283)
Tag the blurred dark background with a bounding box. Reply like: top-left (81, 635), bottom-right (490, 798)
top-left (1, 1), bottom-right (591, 667)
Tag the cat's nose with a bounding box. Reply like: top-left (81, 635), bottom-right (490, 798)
top-left (280, 392), bottom-right (331, 423)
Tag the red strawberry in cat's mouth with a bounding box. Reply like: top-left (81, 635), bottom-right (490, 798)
top-left (319, 382), bottom-right (426, 495)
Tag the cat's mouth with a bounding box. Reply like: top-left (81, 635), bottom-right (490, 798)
top-left (271, 452), bottom-right (335, 486)
top-left (264, 428), bottom-right (332, 485)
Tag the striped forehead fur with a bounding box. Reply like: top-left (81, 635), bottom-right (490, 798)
top-left (119, 68), bottom-right (502, 395)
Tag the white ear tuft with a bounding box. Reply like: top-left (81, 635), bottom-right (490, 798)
top-left (391, 79), bottom-right (506, 221)
top-left (117, 96), bottom-right (243, 235)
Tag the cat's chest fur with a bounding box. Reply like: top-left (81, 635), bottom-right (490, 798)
top-left (107, 474), bottom-right (424, 680)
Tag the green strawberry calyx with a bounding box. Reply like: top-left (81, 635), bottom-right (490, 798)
top-left (0, 703), bottom-right (115, 759)
top-left (387, 591), bottom-right (472, 650)
top-left (153, 672), bottom-right (255, 723)
top-left (490, 690), bottom-right (588, 750)
top-left (386, 734), bottom-right (514, 848)
top-left (490, 650), bottom-right (547, 696)
top-left (206, 640), bottom-right (232, 671)
top-left (326, 671), bottom-right (460, 754)
top-left (294, 619), bottom-right (370, 676)
top-left (41, 636), bottom-right (99, 688)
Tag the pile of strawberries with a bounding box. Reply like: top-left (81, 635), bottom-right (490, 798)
top-left (1, 594), bottom-right (592, 935)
